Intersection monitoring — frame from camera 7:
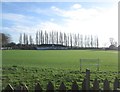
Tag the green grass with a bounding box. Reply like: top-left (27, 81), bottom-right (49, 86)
top-left (2, 50), bottom-right (118, 70)
top-left (2, 50), bottom-right (119, 91)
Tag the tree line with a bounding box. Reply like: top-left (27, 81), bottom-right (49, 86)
top-left (19, 31), bottom-right (99, 48)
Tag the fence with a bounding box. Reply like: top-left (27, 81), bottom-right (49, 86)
top-left (2, 69), bottom-right (120, 92)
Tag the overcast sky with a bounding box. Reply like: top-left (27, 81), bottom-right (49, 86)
top-left (1, 1), bottom-right (118, 47)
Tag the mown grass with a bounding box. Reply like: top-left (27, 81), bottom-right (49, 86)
top-left (2, 50), bottom-right (118, 70)
top-left (2, 50), bottom-right (119, 91)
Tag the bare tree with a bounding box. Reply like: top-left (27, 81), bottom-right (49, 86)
top-left (19, 33), bottom-right (22, 45)
top-left (54, 31), bottom-right (58, 44)
top-left (46, 32), bottom-right (49, 44)
top-left (73, 34), bottom-right (77, 47)
top-left (87, 35), bottom-right (90, 47)
top-left (51, 31), bottom-right (54, 44)
top-left (94, 36), bottom-right (99, 48)
top-left (42, 33), bottom-right (45, 44)
top-left (109, 38), bottom-right (117, 46)
top-left (109, 38), bottom-right (114, 45)
top-left (40, 30), bottom-right (43, 44)
top-left (25, 34), bottom-right (28, 45)
top-left (38, 31), bottom-right (40, 45)
top-left (84, 35), bottom-right (87, 48)
top-left (1, 33), bottom-right (11, 46)
top-left (36, 31), bottom-right (38, 45)
top-left (56, 32), bottom-right (59, 44)
top-left (67, 33), bottom-right (70, 47)
top-left (22, 33), bottom-right (28, 45)
top-left (80, 35), bottom-right (83, 47)
top-left (64, 33), bottom-right (67, 46)
top-left (29, 35), bottom-right (33, 45)
top-left (59, 32), bottom-right (63, 45)
top-left (44, 31), bottom-right (47, 44)
top-left (90, 35), bottom-right (93, 48)
top-left (96, 36), bottom-right (99, 48)
top-left (23, 33), bottom-right (26, 45)
top-left (70, 33), bottom-right (72, 48)
top-left (109, 37), bottom-right (118, 47)
top-left (77, 33), bottom-right (80, 47)
top-left (49, 31), bottom-right (52, 44)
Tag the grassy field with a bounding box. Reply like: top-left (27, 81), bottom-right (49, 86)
top-left (2, 50), bottom-right (119, 90)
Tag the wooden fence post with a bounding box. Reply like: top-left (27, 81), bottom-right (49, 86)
top-left (14, 85), bottom-right (21, 92)
top-left (113, 77), bottom-right (119, 91)
top-left (85, 69), bottom-right (90, 90)
top-left (21, 84), bottom-right (28, 92)
top-left (82, 78), bottom-right (86, 90)
top-left (92, 78), bottom-right (99, 90)
top-left (35, 83), bottom-right (42, 92)
top-left (3, 84), bottom-right (14, 92)
top-left (103, 79), bottom-right (110, 91)
top-left (15, 84), bottom-right (28, 92)
top-left (71, 81), bottom-right (79, 91)
top-left (59, 82), bottom-right (66, 92)
top-left (46, 81), bottom-right (54, 92)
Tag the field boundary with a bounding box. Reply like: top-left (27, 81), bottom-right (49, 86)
top-left (2, 69), bottom-right (120, 91)
top-left (80, 58), bottom-right (100, 71)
